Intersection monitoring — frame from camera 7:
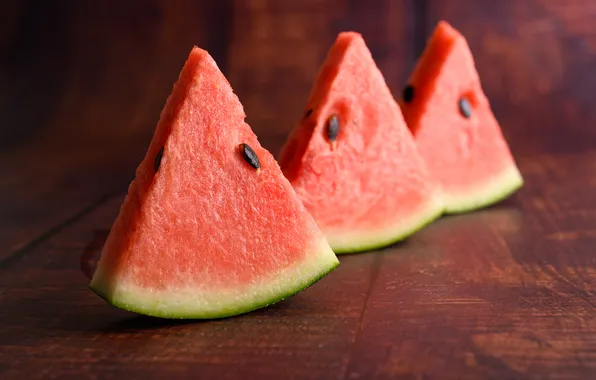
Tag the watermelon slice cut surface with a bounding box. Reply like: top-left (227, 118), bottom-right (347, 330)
top-left (278, 32), bottom-right (443, 254)
top-left (90, 47), bottom-right (339, 319)
top-left (399, 21), bottom-right (523, 213)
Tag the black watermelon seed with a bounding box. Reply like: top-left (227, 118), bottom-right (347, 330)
top-left (154, 147), bottom-right (164, 172)
top-left (305, 108), bottom-right (313, 118)
top-left (241, 143), bottom-right (261, 170)
top-left (326, 115), bottom-right (339, 142)
top-left (459, 97), bottom-right (472, 118)
top-left (402, 85), bottom-right (414, 103)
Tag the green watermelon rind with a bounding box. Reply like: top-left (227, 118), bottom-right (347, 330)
top-left (443, 164), bottom-right (523, 215)
top-left (89, 242), bottom-right (339, 320)
top-left (328, 195), bottom-right (444, 254)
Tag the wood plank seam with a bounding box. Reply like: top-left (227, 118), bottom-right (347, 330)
top-left (342, 253), bottom-right (385, 379)
top-left (0, 194), bottom-right (114, 270)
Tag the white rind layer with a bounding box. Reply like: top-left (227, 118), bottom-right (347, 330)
top-left (443, 165), bottom-right (523, 214)
top-left (90, 238), bottom-right (339, 319)
top-left (326, 193), bottom-right (444, 254)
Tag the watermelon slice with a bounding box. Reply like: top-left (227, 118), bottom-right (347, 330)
top-left (90, 47), bottom-right (339, 319)
top-left (399, 21), bottom-right (523, 213)
top-left (278, 32), bottom-right (443, 254)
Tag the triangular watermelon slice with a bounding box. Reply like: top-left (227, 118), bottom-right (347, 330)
top-left (399, 21), bottom-right (523, 213)
top-left (278, 32), bottom-right (443, 254)
top-left (90, 47), bottom-right (339, 319)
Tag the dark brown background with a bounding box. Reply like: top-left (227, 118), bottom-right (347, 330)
top-left (1, 1), bottom-right (595, 379)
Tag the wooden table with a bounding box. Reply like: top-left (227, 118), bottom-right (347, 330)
top-left (2, 1), bottom-right (595, 379)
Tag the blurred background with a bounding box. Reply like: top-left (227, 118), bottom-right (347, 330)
top-left (1, 0), bottom-right (595, 257)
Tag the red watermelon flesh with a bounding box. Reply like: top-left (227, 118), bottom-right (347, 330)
top-left (90, 47), bottom-right (339, 319)
top-left (278, 32), bottom-right (443, 253)
top-left (399, 21), bottom-right (523, 213)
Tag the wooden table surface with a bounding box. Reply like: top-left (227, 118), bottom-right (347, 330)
top-left (2, 1), bottom-right (596, 379)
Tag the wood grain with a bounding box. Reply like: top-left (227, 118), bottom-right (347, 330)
top-left (228, 0), bottom-right (417, 155)
top-left (426, 0), bottom-right (596, 156)
top-left (0, 0), bottom-right (231, 260)
top-left (2, 0), bottom-right (596, 379)
top-left (344, 152), bottom-right (596, 379)
top-left (0, 197), bottom-right (377, 379)
top-left (2, 151), bottom-right (595, 379)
